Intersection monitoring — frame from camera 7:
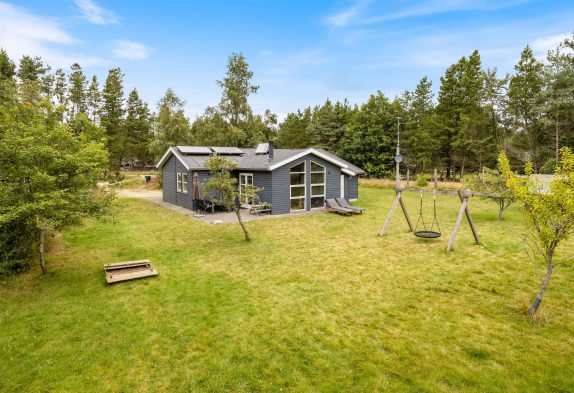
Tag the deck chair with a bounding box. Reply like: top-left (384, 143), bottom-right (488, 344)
top-left (325, 199), bottom-right (354, 215)
top-left (335, 198), bottom-right (365, 214)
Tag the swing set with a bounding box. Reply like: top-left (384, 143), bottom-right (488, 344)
top-left (379, 186), bottom-right (499, 251)
top-left (381, 118), bottom-right (500, 251)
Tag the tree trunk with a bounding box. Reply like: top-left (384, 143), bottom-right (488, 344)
top-left (39, 229), bottom-right (47, 275)
top-left (234, 207), bottom-right (250, 241)
top-left (498, 200), bottom-right (504, 221)
top-left (528, 255), bottom-right (553, 315)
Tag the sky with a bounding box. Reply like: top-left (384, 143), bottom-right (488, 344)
top-left (1, 0), bottom-right (572, 120)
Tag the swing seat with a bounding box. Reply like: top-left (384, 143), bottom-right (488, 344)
top-left (414, 230), bottom-right (441, 239)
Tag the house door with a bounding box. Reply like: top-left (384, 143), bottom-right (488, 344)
top-left (239, 173), bottom-right (254, 205)
top-left (340, 175), bottom-right (345, 198)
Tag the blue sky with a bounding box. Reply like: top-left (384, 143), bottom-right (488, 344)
top-left (1, 1), bottom-right (572, 120)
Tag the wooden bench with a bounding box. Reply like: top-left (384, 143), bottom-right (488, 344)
top-left (104, 259), bottom-right (158, 284)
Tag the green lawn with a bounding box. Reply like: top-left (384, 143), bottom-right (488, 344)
top-left (1, 186), bottom-right (573, 392)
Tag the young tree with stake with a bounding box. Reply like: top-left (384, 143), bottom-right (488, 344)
top-left (499, 148), bottom-right (574, 315)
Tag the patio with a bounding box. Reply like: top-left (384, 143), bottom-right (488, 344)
top-left (118, 189), bottom-right (326, 223)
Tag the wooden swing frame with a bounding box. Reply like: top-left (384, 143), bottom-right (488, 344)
top-left (379, 187), bottom-right (499, 251)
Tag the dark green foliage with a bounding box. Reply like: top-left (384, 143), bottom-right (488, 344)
top-left (152, 88), bottom-right (193, 155)
top-left (100, 68), bottom-right (125, 167)
top-left (0, 48), bottom-right (16, 80)
top-left (275, 108), bottom-right (312, 148)
top-left (0, 80), bottom-right (113, 274)
top-left (340, 92), bottom-right (397, 177)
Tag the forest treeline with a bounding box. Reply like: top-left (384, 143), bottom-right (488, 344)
top-left (1, 34), bottom-right (573, 181)
top-left (276, 38), bottom-right (574, 178)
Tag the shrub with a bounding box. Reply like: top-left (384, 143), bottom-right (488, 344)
top-left (416, 174), bottom-right (428, 187)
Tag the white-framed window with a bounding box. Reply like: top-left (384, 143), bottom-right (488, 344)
top-left (290, 161), bottom-right (306, 210)
top-left (310, 161), bottom-right (325, 208)
top-left (176, 173), bottom-right (182, 192)
top-left (182, 173), bottom-right (188, 193)
top-left (239, 173), bottom-right (254, 205)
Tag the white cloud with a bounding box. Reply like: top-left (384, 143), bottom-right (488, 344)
top-left (531, 34), bottom-right (569, 54)
top-left (324, 0), bottom-right (373, 27)
top-left (0, 2), bottom-right (106, 68)
top-left (326, 0), bottom-right (531, 26)
top-left (75, 0), bottom-right (118, 25)
top-left (112, 40), bottom-right (151, 60)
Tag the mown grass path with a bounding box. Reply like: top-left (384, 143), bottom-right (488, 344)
top-left (1, 186), bottom-right (573, 392)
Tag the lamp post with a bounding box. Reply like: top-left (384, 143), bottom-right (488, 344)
top-left (395, 117), bottom-right (403, 189)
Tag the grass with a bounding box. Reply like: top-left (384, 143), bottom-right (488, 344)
top-left (1, 186), bottom-right (574, 392)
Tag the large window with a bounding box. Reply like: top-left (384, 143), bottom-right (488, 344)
top-left (310, 161), bottom-right (325, 208)
top-left (290, 162), bottom-right (306, 210)
top-left (177, 173), bottom-right (182, 192)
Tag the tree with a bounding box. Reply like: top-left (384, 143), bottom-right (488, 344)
top-left (124, 88), bottom-right (152, 166)
top-left (399, 76), bottom-right (438, 173)
top-left (17, 55), bottom-right (48, 82)
top-left (152, 88), bottom-right (193, 156)
top-left (101, 68), bottom-right (125, 167)
top-left (306, 99), bottom-right (354, 154)
top-left (275, 108), bottom-right (312, 148)
top-left (0, 88), bottom-right (113, 274)
top-left (539, 35), bottom-right (574, 167)
top-left (203, 156), bottom-right (261, 241)
top-left (87, 75), bottom-right (101, 123)
top-left (0, 48), bottom-right (16, 80)
top-left (217, 52), bottom-right (259, 127)
top-left (340, 91), bottom-right (397, 178)
top-left (68, 63), bottom-right (88, 119)
top-left (469, 166), bottom-right (515, 220)
top-left (500, 148), bottom-right (574, 315)
top-left (508, 46), bottom-right (544, 170)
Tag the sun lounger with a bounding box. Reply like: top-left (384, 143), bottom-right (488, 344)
top-left (335, 198), bottom-right (365, 214)
top-left (104, 259), bottom-right (158, 284)
top-left (325, 199), bottom-right (354, 215)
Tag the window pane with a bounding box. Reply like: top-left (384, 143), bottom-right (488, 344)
top-left (311, 162), bottom-right (324, 172)
top-left (311, 173), bottom-right (324, 184)
top-left (290, 162), bottom-right (304, 173)
top-left (311, 196), bottom-right (324, 208)
top-left (290, 173), bottom-right (305, 185)
top-left (291, 198), bottom-right (305, 210)
top-left (311, 185), bottom-right (324, 196)
top-left (291, 185), bottom-right (305, 197)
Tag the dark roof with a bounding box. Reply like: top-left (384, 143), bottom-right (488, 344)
top-left (157, 146), bottom-right (365, 175)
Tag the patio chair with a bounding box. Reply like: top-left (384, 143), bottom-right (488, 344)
top-left (325, 199), bottom-right (354, 215)
top-left (198, 198), bottom-right (215, 214)
top-left (335, 198), bottom-right (365, 214)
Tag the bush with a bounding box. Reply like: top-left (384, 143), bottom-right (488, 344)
top-left (540, 157), bottom-right (557, 174)
top-left (416, 174), bottom-right (428, 187)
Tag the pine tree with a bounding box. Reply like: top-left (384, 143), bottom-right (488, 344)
top-left (124, 88), bottom-right (152, 167)
top-left (68, 63), bottom-right (88, 120)
top-left (276, 108), bottom-right (312, 148)
top-left (54, 68), bottom-right (67, 108)
top-left (87, 75), bottom-right (101, 123)
top-left (0, 48), bottom-right (16, 80)
top-left (340, 92), bottom-right (397, 178)
top-left (17, 55), bottom-right (48, 81)
top-left (101, 68), bottom-right (125, 167)
top-left (508, 46), bottom-right (544, 170)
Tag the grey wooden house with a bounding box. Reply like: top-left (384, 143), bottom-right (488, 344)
top-left (156, 143), bottom-right (364, 215)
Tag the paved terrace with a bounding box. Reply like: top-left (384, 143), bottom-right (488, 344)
top-left (118, 189), bottom-right (325, 223)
